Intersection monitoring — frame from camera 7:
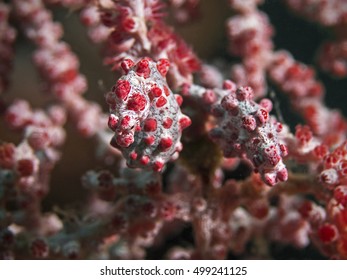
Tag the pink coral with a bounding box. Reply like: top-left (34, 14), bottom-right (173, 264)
top-left (2, 0), bottom-right (347, 261)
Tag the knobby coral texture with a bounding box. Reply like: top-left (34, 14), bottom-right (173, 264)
top-left (1, 0), bottom-right (347, 260)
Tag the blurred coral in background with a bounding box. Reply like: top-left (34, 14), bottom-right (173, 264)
top-left (1, 0), bottom-right (347, 259)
